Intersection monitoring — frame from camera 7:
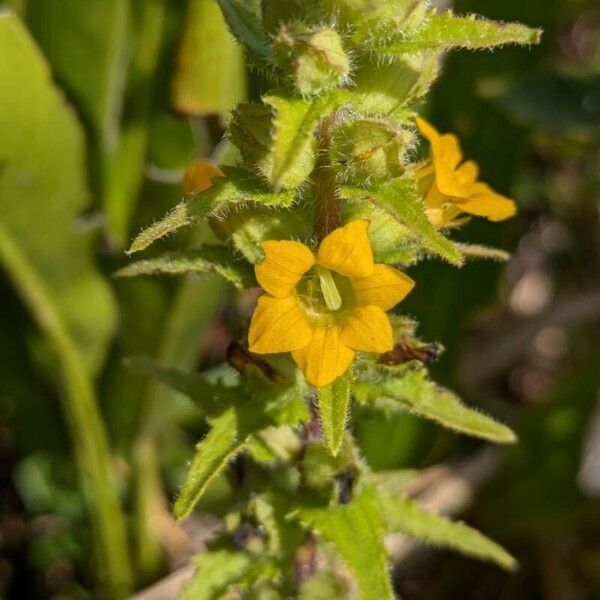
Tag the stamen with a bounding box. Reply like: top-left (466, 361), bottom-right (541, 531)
top-left (315, 266), bottom-right (342, 311)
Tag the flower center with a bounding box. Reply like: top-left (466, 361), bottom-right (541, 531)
top-left (294, 266), bottom-right (355, 326)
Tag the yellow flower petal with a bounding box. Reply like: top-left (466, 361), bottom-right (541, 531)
top-left (340, 305), bottom-right (393, 353)
top-left (460, 182), bottom-right (517, 222)
top-left (415, 117), bottom-right (441, 145)
top-left (183, 159), bottom-right (224, 194)
top-left (416, 117), bottom-right (467, 198)
top-left (352, 264), bottom-right (415, 310)
top-left (249, 295), bottom-right (313, 354)
top-left (455, 160), bottom-right (479, 185)
top-left (255, 240), bottom-right (315, 298)
top-left (292, 327), bottom-right (355, 387)
top-left (317, 220), bottom-right (374, 279)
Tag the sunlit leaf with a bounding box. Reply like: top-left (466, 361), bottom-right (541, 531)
top-left (127, 167), bottom-right (295, 254)
top-left (263, 93), bottom-right (337, 191)
top-left (380, 493), bottom-right (517, 570)
top-left (318, 370), bottom-right (352, 457)
top-left (355, 368), bottom-right (516, 443)
top-left (341, 176), bottom-right (463, 265)
top-left (375, 10), bottom-right (542, 54)
top-left (116, 244), bottom-right (255, 289)
top-left (298, 486), bottom-right (394, 600)
top-left (180, 549), bottom-right (279, 600)
top-left (172, 0), bottom-right (246, 116)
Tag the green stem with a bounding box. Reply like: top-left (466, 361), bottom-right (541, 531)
top-left (0, 224), bottom-right (133, 598)
top-left (312, 112), bottom-right (341, 242)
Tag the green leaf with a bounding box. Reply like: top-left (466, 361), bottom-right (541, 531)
top-left (298, 486), bottom-right (394, 600)
top-left (175, 401), bottom-right (265, 521)
top-left (355, 368), bottom-right (516, 444)
top-left (0, 13), bottom-right (118, 374)
top-left (379, 494), bottom-right (517, 571)
top-left (180, 549), bottom-right (278, 600)
top-left (137, 361), bottom-right (309, 520)
top-left (127, 167), bottom-right (295, 254)
top-left (263, 93), bottom-right (335, 191)
top-left (318, 370), bottom-right (352, 457)
top-left (172, 0), bottom-right (246, 116)
top-left (116, 245), bottom-right (255, 289)
top-left (351, 53), bottom-right (441, 115)
top-left (453, 243), bottom-right (510, 262)
top-left (376, 10), bottom-right (542, 54)
top-left (214, 203), bottom-right (312, 263)
top-left (25, 0), bottom-right (129, 142)
top-left (0, 13), bottom-right (130, 595)
top-left (341, 176), bottom-right (463, 265)
top-left (216, 0), bottom-right (270, 61)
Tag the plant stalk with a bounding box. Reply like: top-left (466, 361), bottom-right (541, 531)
top-left (0, 224), bottom-right (133, 598)
top-left (313, 112), bottom-right (341, 242)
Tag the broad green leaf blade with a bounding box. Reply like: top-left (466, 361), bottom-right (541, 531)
top-left (116, 245), bottom-right (255, 289)
top-left (377, 10), bottom-right (542, 54)
top-left (263, 94), bottom-right (333, 191)
top-left (298, 486), bottom-right (394, 600)
top-left (341, 177), bottom-right (463, 265)
top-left (380, 494), bottom-right (517, 571)
top-left (216, 0), bottom-right (270, 61)
top-left (355, 368), bottom-right (516, 444)
top-left (454, 243), bottom-right (510, 262)
top-left (0, 13), bottom-right (130, 595)
top-left (180, 549), bottom-right (278, 600)
top-left (127, 167), bottom-right (295, 254)
top-left (0, 13), bottom-right (118, 374)
top-left (172, 0), bottom-right (246, 116)
top-left (25, 0), bottom-right (128, 142)
top-left (318, 370), bottom-right (352, 456)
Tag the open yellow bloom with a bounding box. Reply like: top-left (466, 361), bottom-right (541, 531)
top-left (415, 117), bottom-right (517, 227)
top-left (248, 221), bottom-right (414, 387)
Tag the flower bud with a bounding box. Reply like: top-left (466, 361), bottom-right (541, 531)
top-left (330, 119), bottom-right (416, 183)
top-left (273, 24), bottom-right (350, 95)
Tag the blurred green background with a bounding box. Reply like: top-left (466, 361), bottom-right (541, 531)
top-left (0, 0), bottom-right (598, 598)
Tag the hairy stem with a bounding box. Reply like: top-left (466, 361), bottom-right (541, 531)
top-left (312, 112), bottom-right (341, 241)
top-left (0, 224), bottom-right (133, 598)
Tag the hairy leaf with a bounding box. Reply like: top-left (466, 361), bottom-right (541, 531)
top-left (298, 486), bottom-right (394, 600)
top-left (216, 0), bottom-right (270, 61)
top-left (175, 401), bottom-right (266, 521)
top-left (134, 361), bottom-right (309, 520)
top-left (263, 93), bottom-right (335, 191)
top-left (355, 368), bottom-right (516, 444)
top-left (454, 243), bottom-right (510, 262)
top-left (341, 177), bottom-right (463, 265)
top-left (376, 10), bottom-right (542, 54)
top-left (318, 370), bottom-right (352, 457)
top-left (116, 245), bottom-right (255, 289)
top-left (127, 167), bottom-right (295, 254)
top-left (180, 549), bottom-right (278, 600)
top-left (380, 494), bottom-right (517, 571)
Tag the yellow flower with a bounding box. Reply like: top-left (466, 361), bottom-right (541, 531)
top-left (248, 220), bottom-right (415, 387)
top-left (415, 117), bottom-right (517, 227)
